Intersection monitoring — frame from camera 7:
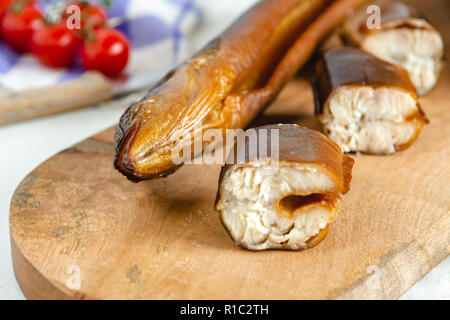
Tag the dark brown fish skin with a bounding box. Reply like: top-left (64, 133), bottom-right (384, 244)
top-left (378, 2), bottom-right (422, 25)
top-left (214, 124), bottom-right (354, 250)
top-left (362, 1), bottom-right (429, 33)
top-left (343, 1), bottom-right (438, 47)
top-left (313, 48), bottom-right (418, 115)
top-left (215, 124), bottom-right (355, 208)
top-left (312, 48), bottom-right (429, 152)
top-left (114, 0), bottom-right (368, 182)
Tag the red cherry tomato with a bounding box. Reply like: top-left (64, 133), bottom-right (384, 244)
top-left (2, 1), bottom-right (43, 52)
top-left (0, 0), bottom-right (13, 31)
top-left (63, 1), bottom-right (107, 30)
top-left (81, 28), bottom-right (130, 77)
top-left (30, 23), bottom-right (82, 68)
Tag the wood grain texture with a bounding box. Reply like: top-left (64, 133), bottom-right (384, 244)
top-left (0, 72), bottom-right (112, 126)
top-left (9, 0), bottom-right (450, 299)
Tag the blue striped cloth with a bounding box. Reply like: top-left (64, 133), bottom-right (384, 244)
top-left (0, 0), bottom-right (202, 92)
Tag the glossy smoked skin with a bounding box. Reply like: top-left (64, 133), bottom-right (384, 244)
top-left (363, 2), bottom-right (429, 32)
top-left (313, 48), bottom-right (419, 114)
top-left (312, 48), bottom-right (429, 151)
top-left (214, 124), bottom-right (354, 249)
top-left (114, 0), bottom-right (368, 182)
top-left (215, 124), bottom-right (354, 205)
top-left (344, 2), bottom-right (436, 46)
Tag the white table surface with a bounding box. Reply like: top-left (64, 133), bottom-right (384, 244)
top-left (0, 0), bottom-right (448, 300)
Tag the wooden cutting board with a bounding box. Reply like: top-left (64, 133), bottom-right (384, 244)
top-left (9, 0), bottom-right (450, 300)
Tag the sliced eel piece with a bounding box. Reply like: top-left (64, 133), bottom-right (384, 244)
top-left (314, 47), bottom-right (428, 155)
top-left (342, 1), bottom-right (444, 95)
top-left (215, 124), bottom-right (354, 250)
